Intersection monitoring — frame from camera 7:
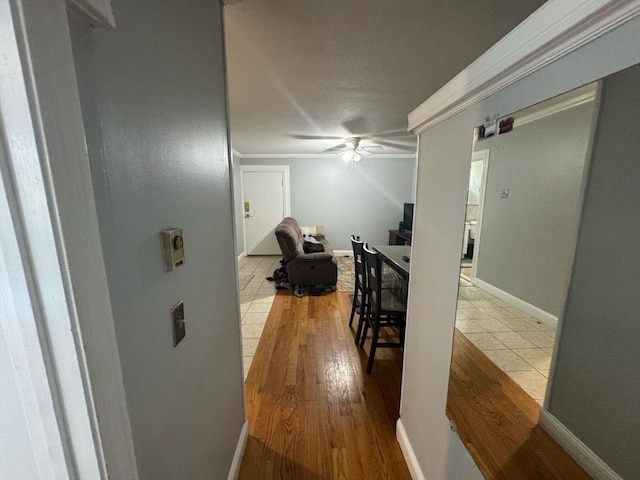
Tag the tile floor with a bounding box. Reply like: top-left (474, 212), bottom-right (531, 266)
top-left (456, 276), bottom-right (557, 405)
top-left (237, 255), bottom-right (282, 379)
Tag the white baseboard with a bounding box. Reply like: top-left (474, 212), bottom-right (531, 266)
top-left (470, 276), bottom-right (557, 327)
top-left (237, 251), bottom-right (247, 262)
top-left (334, 250), bottom-right (352, 257)
top-left (396, 419), bottom-right (426, 480)
top-left (538, 410), bottom-right (622, 480)
top-left (227, 421), bottom-right (249, 480)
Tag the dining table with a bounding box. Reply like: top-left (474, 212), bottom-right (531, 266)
top-left (372, 244), bottom-right (411, 279)
top-left (371, 245), bottom-right (411, 306)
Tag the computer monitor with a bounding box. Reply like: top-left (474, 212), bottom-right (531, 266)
top-left (402, 203), bottom-right (414, 231)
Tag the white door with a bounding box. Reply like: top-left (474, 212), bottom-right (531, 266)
top-left (241, 166), bottom-right (290, 255)
top-left (470, 149), bottom-right (490, 276)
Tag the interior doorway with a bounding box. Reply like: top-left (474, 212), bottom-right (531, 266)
top-left (240, 165), bottom-right (290, 255)
top-left (467, 149), bottom-right (489, 276)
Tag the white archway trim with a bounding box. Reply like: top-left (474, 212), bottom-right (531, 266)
top-left (408, 0), bottom-right (640, 134)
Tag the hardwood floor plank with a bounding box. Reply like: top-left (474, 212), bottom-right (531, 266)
top-left (331, 447), bottom-right (349, 480)
top-left (240, 291), bottom-right (410, 479)
top-left (447, 330), bottom-right (591, 480)
top-left (339, 415), bottom-right (365, 479)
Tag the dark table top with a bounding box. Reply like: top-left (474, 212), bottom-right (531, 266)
top-left (372, 245), bottom-right (411, 278)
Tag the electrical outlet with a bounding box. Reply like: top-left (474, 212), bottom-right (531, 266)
top-left (170, 300), bottom-right (185, 347)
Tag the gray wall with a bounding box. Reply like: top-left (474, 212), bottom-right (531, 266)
top-left (232, 152), bottom-right (244, 255)
top-left (70, 2), bottom-right (245, 478)
top-left (473, 101), bottom-right (596, 316)
top-left (548, 65), bottom-right (640, 480)
top-left (239, 156), bottom-right (415, 251)
top-left (401, 16), bottom-right (640, 480)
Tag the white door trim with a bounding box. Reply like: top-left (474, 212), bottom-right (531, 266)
top-left (469, 149), bottom-right (490, 277)
top-left (0, 141), bottom-right (70, 479)
top-left (1, 0), bottom-right (137, 478)
top-left (239, 165), bottom-right (291, 255)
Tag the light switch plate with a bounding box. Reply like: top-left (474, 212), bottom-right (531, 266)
top-left (170, 300), bottom-right (185, 347)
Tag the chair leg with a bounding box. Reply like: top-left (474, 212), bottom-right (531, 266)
top-left (348, 285), bottom-right (360, 326)
top-left (366, 324), bottom-right (380, 373)
top-left (348, 296), bottom-right (357, 327)
top-left (357, 296), bottom-right (369, 346)
top-left (359, 322), bottom-right (369, 348)
top-left (355, 314), bottom-right (364, 345)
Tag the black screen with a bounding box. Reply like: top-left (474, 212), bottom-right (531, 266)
top-left (403, 203), bottom-right (414, 231)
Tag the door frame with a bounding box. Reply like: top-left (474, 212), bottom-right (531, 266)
top-left (239, 165), bottom-right (291, 255)
top-left (1, 0), bottom-right (137, 478)
top-left (469, 149), bottom-right (490, 278)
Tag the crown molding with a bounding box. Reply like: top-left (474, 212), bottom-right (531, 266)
top-left (515, 86), bottom-right (597, 128)
top-left (408, 0), bottom-right (640, 134)
top-left (233, 152), bottom-right (416, 159)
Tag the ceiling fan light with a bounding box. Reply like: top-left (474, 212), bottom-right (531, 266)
top-left (342, 151), bottom-right (354, 161)
top-left (353, 152), bottom-right (361, 162)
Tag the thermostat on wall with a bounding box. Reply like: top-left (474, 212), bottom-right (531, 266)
top-left (161, 228), bottom-right (185, 271)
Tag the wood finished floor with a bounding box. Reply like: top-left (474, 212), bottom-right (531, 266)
top-left (239, 290), bottom-right (410, 480)
top-left (239, 289), bottom-right (591, 479)
top-left (448, 330), bottom-right (591, 480)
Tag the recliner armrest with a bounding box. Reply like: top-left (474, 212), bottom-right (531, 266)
top-left (290, 252), bottom-right (335, 263)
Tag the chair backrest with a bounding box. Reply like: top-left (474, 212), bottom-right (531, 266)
top-left (275, 217), bottom-right (304, 262)
top-left (350, 236), bottom-right (365, 290)
top-left (363, 244), bottom-right (382, 311)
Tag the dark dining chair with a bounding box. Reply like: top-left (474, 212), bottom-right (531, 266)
top-left (359, 244), bottom-right (407, 373)
top-left (348, 236), bottom-right (366, 341)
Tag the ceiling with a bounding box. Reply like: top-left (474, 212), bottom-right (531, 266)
top-left (224, 0), bottom-right (545, 156)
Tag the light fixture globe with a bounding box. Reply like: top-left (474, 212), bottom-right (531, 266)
top-left (340, 137), bottom-right (371, 167)
top-left (342, 150), bottom-right (355, 162)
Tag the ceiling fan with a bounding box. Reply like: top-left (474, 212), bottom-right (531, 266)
top-left (330, 137), bottom-right (383, 166)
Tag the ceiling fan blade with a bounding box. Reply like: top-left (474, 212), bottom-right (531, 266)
top-left (376, 140), bottom-right (416, 151)
top-left (285, 134), bottom-right (344, 140)
top-left (360, 145), bottom-right (383, 151)
top-left (324, 144), bottom-right (347, 153)
top-left (361, 129), bottom-right (414, 140)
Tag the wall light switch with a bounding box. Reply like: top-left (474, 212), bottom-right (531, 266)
top-left (170, 300), bottom-right (185, 347)
top-left (501, 189), bottom-right (510, 199)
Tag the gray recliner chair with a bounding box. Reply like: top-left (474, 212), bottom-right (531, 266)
top-left (274, 217), bottom-right (338, 286)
